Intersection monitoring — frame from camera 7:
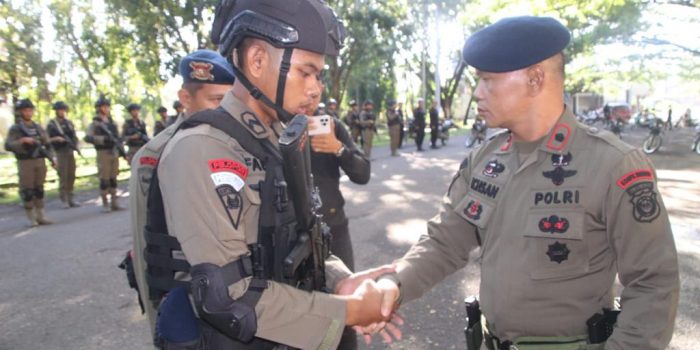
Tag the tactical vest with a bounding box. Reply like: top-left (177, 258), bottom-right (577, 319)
top-left (143, 108), bottom-right (314, 303)
top-left (13, 123), bottom-right (43, 160)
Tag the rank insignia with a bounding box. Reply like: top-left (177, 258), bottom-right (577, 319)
top-left (626, 182), bottom-right (660, 223)
top-left (241, 112), bottom-right (266, 136)
top-left (189, 61), bottom-right (215, 81)
top-left (543, 152), bottom-right (576, 186)
top-left (546, 241), bottom-right (570, 263)
top-left (538, 215), bottom-right (569, 234)
top-left (483, 159), bottom-right (505, 178)
top-left (464, 200), bottom-right (483, 220)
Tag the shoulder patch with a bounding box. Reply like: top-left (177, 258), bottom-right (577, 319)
top-left (208, 158), bottom-right (248, 180)
top-left (616, 169), bottom-right (654, 190)
top-left (139, 156), bottom-right (158, 167)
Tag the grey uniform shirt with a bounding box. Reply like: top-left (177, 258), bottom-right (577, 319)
top-left (394, 110), bottom-right (679, 349)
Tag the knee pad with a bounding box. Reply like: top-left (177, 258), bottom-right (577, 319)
top-left (109, 178), bottom-right (118, 188)
top-left (19, 188), bottom-right (34, 202)
top-left (99, 179), bottom-right (109, 190)
top-left (34, 187), bottom-right (45, 199)
top-left (190, 263), bottom-right (260, 343)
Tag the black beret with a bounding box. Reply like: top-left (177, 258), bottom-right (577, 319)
top-left (127, 103), bottom-right (141, 111)
top-left (173, 101), bottom-right (183, 109)
top-left (157, 106), bottom-right (167, 113)
top-left (95, 96), bottom-right (111, 107)
top-left (363, 99), bottom-right (374, 105)
top-left (462, 16), bottom-right (570, 73)
top-left (180, 49), bottom-right (235, 85)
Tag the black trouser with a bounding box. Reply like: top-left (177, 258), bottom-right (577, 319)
top-left (415, 123), bottom-right (425, 150)
top-left (330, 221), bottom-right (357, 350)
top-left (430, 124), bottom-right (438, 146)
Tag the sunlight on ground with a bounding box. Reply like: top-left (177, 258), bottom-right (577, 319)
top-left (386, 218), bottom-right (427, 246)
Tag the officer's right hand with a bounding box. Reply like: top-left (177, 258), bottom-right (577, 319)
top-left (20, 137), bottom-right (36, 145)
top-left (345, 279), bottom-right (387, 326)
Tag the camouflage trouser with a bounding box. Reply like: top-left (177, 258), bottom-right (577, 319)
top-left (97, 149), bottom-right (119, 194)
top-left (17, 158), bottom-right (47, 209)
top-left (361, 129), bottom-right (374, 157)
top-left (389, 124), bottom-right (401, 154)
top-left (55, 148), bottom-right (76, 200)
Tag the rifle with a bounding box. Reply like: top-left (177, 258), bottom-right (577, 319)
top-left (97, 121), bottom-right (127, 160)
top-left (279, 115), bottom-right (330, 291)
top-left (18, 123), bottom-right (56, 168)
top-left (126, 121), bottom-right (150, 143)
top-left (49, 120), bottom-right (84, 158)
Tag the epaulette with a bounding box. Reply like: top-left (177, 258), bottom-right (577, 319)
top-left (583, 124), bottom-right (634, 154)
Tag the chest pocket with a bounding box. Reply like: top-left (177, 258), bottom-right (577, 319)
top-left (523, 208), bottom-right (589, 280)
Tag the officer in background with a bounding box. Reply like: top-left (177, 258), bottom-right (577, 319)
top-left (168, 101), bottom-right (184, 125)
top-left (150, 1), bottom-right (393, 348)
top-left (47, 101), bottom-right (80, 208)
top-left (310, 99), bottom-right (371, 350)
top-left (397, 101), bottom-right (406, 148)
top-left (345, 100), bottom-right (361, 143)
top-left (85, 96), bottom-right (123, 212)
top-left (359, 99), bottom-right (376, 157)
top-left (122, 103), bottom-right (149, 163)
top-left (366, 17), bottom-right (679, 350)
top-left (129, 49), bottom-right (235, 342)
top-left (386, 99), bottom-right (401, 156)
top-left (4, 99), bottom-right (54, 226)
top-left (429, 100), bottom-right (440, 149)
top-left (154, 106), bottom-right (168, 136)
top-left (413, 98), bottom-right (426, 151)
top-left (327, 98), bottom-right (340, 119)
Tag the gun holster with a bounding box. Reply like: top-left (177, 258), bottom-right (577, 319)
top-left (586, 309), bottom-right (620, 344)
top-left (464, 296), bottom-right (483, 350)
top-left (118, 250), bottom-right (144, 313)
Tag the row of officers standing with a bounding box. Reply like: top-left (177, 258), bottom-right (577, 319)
top-left (3, 97), bottom-right (185, 226)
top-left (340, 98), bottom-right (444, 158)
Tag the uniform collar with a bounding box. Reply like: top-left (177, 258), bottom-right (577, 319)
top-left (220, 90), bottom-right (283, 141)
top-left (537, 108), bottom-right (577, 155)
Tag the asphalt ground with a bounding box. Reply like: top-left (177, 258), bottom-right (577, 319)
top-left (0, 124), bottom-right (697, 349)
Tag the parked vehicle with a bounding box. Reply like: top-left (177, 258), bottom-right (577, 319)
top-left (642, 118), bottom-right (664, 154)
top-left (465, 119), bottom-right (487, 148)
top-left (438, 118), bottom-right (457, 145)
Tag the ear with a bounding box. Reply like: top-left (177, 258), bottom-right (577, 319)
top-left (526, 65), bottom-right (545, 95)
top-left (245, 42), bottom-right (268, 79)
top-left (177, 89), bottom-right (191, 111)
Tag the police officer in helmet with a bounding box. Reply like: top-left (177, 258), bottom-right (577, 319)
top-left (151, 1), bottom-right (396, 349)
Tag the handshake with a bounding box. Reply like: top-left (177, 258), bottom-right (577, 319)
top-left (336, 265), bottom-right (403, 344)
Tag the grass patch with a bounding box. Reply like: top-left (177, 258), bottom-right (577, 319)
top-left (0, 148), bottom-right (131, 205)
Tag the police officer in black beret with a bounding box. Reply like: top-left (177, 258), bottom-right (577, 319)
top-left (359, 16), bottom-right (679, 350)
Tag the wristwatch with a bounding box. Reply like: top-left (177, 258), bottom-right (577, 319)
top-left (335, 144), bottom-right (345, 157)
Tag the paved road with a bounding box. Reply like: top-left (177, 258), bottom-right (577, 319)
top-left (0, 125), bottom-right (698, 349)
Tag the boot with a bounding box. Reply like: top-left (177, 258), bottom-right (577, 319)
top-left (25, 208), bottom-right (38, 227)
top-left (101, 192), bottom-right (111, 213)
top-left (35, 207), bottom-right (53, 225)
top-left (67, 193), bottom-right (81, 208)
top-left (61, 190), bottom-right (71, 209)
top-left (59, 190), bottom-right (66, 203)
top-left (110, 192), bottom-right (123, 211)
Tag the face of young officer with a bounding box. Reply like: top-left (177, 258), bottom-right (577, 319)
top-left (19, 108), bottom-right (34, 122)
top-left (474, 69), bottom-right (531, 129)
top-left (130, 109), bottom-right (141, 119)
top-left (181, 84), bottom-right (231, 115)
top-left (249, 43), bottom-right (323, 119)
top-left (98, 105), bottom-right (110, 116)
top-left (56, 109), bottom-right (67, 119)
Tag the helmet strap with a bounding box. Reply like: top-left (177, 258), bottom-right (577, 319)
top-left (229, 47), bottom-right (295, 123)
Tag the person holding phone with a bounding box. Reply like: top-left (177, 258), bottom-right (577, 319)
top-left (309, 112), bottom-right (371, 349)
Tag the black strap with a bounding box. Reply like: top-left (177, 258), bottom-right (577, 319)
top-left (144, 228), bottom-right (182, 250)
top-left (275, 48), bottom-right (294, 109)
top-left (179, 108), bottom-right (280, 163)
top-left (144, 251), bottom-right (191, 272)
